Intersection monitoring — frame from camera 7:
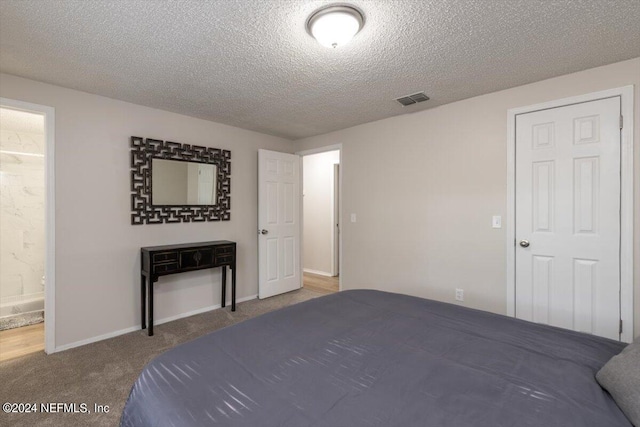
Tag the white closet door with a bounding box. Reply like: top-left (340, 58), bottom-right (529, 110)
top-left (515, 97), bottom-right (621, 340)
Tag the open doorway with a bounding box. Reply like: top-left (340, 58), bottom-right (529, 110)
top-left (0, 99), bottom-right (55, 359)
top-left (300, 149), bottom-right (340, 294)
top-left (0, 107), bottom-right (46, 360)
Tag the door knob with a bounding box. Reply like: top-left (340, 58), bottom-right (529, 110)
top-left (258, 229), bottom-right (268, 235)
top-left (519, 239), bottom-right (530, 248)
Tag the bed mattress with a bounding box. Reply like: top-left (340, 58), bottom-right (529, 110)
top-left (120, 289), bottom-right (630, 426)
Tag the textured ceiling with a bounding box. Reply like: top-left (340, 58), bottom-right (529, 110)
top-left (0, 0), bottom-right (639, 140)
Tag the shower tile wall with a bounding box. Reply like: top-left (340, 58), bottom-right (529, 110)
top-left (0, 128), bottom-right (45, 302)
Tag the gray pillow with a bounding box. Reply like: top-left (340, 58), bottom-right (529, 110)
top-left (596, 341), bottom-right (640, 426)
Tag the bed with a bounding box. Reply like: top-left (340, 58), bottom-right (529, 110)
top-left (120, 290), bottom-right (630, 426)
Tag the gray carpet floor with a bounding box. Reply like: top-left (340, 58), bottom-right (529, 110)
top-left (0, 288), bottom-right (322, 427)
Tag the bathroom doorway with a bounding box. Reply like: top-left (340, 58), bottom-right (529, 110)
top-left (0, 100), bottom-right (54, 360)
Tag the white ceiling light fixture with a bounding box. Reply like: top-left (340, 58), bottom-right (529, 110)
top-left (307, 5), bottom-right (364, 48)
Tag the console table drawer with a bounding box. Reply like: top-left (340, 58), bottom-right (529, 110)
top-left (179, 248), bottom-right (214, 269)
top-left (152, 251), bottom-right (178, 263)
top-left (215, 245), bottom-right (235, 255)
top-left (153, 262), bottom-right (179, 274)
top-left (215, 254), bottom-right (234, 265)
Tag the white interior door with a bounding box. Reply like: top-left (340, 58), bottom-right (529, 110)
top-left (197, 164), bottom-right (216, 205)
top-left (258, 149), bottom-right (301, 299)
top-left (515, 97), bottom-right (621, 340)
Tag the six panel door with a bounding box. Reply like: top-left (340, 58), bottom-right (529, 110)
top-left (515, 97), bottom-right (621, 340)
top-left (258, 149), bottom-right (301, 299)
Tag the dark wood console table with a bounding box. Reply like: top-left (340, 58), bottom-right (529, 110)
top-left (140, 240), bottom-right (236, 336)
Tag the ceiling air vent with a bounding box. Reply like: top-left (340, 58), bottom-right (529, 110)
top-left (395, 92), bottom-right (430, 106)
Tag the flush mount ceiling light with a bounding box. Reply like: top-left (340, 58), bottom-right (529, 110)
top-left (307, 5), bottom-right (364, 48)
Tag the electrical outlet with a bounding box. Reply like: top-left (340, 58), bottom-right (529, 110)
top-left (455, 288), bottom-right (464, 302)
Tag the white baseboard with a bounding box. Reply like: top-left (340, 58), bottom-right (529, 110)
top-left (303, 268), bottom-right (334, 277)
top-left (53, 294), bottom-right (258, 353)
top-left (54, 325), bottom-right (140, 353)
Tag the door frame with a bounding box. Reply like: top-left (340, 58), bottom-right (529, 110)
top-left (505, 86), bottom-right (634, 342)
top-left (333, 163), bottom-right (340, 276)
top-left (295, 144), bottom-right (343, 291)
top-left (0, 97), bottom-right (56, 353)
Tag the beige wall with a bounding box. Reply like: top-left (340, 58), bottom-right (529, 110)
top-left (0, 73), bottom-right (293, 349)
top-left (296, 58), bottom-right (640, 339)
top-left (303, 150), bottom-right (340, 275)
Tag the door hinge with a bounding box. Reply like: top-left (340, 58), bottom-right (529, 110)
top-left (620, 115), bottom-right (623, 129)
top-left (619, 319), bottom-right (623, 334)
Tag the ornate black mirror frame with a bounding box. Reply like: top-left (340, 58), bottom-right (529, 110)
top-left (130, 136), bottom-right (231, 225)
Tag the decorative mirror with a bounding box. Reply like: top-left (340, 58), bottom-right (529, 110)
top-left (130, 136), bottom-right (231, 224)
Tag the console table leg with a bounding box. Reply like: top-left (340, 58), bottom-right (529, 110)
top-left (141, 275), bottom-right (146, 330)
top-left (231, 263), bottom-right (236, 312)
top-left (148, 279), bottom-right (154, 336)
top-left (221, 266), bottom-right (227, 308)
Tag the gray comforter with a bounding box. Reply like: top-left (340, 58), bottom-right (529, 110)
top-left (120, 290), bottom-right (630, 426)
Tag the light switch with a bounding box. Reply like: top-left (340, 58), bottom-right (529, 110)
top-left (492, 215), bottom-right (502, 228)
top-left (350, 213), bottom-right (357, 223)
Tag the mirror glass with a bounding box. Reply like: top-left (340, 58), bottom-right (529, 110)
top-left (151, 158), bottom-right (217, 205)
